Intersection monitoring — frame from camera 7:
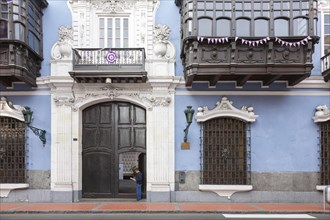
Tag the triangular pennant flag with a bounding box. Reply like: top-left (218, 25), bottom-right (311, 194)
top-left (219, 38), bottom-right (222, 43)
top-left (256, 41), bottom-right (259, 46)
top-left (297, 42), bottom-right (300, 46)
top-left (214, 38), bottom-right (218, 43)
top-left (307, 36), bottom-right (312, 40)
top-left (197, 36), bottom-right (200, 42)
top-left (266, 37), bottom-right (270, 41)
top-left (235, 37), bottom-right (238, 42)
top-left (208, 38), bottom-right (211, 43)
top-left (211, 38), bottom-right (214, 43)
top-left (201, 37), bottom-right (204, 42)
top-left (252, 41), bottom-right (255, 46)
top-left (226, 37), bottom-right (229, 42)
top-left (242, 39), bottom-right (245, 44)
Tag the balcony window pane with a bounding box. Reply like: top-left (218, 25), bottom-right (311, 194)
top-left (216, 19), bottom-right (230, 36)
top-left (14, 23), bottom-right (24, 40)
top-left (255, 19), bottom-right (268, 36)
top-left (274, 19), bottom-right (289, 36)
top-left (325, 36), bottom-right (330, 54)
top-left (325, 25), bottom-right (330, 35)
top-left (198, 18), bottom-right (212, 36)
top-left (293, 18), bottom-right (307, 36)
top-left (236, 19), bottom-right (250, 36)
top-left (0, 20), bottom-right (7, 38)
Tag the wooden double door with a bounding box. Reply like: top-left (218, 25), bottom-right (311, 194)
top-left (82, 102), bottom-right (146, 198)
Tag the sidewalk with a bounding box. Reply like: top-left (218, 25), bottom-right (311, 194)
top-left (1, 201), bottom-right (330, 214)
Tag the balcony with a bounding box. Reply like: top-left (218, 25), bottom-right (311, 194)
top-left (182, 36), bottom-right (318, 87)
top-left (176, 0), bottom-right (318, 86)
top-left (69, 48), bottom-right (147, 83)
top-left (321, 52), bottom-right (330, 82)
top-left (0, 40), bottom-right (42, 87)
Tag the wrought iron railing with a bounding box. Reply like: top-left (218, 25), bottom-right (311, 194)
top-left (72, 48), bottom-right (145, 70)
top-left (321, 52), bottom-right (330, 73)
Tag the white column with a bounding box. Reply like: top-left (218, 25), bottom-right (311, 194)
top-left (51, 97), bottom-right (73, 192)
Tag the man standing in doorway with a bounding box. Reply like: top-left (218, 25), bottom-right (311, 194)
top-left (131, 168), bottom-right (143, 201)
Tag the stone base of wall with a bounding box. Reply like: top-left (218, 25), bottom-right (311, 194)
top-left (174, 191), bottom-right (323, 203)
top-left (175, 171), bottom-right (320, 192)
top-left (27, 170), bottom-right (51, 189)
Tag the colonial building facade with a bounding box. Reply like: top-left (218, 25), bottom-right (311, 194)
top-left (0, 0), bottom-right (329, 203)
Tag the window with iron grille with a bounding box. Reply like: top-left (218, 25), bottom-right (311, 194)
top-left (201, 117), bottom-right (251, 185)
top-left (319, 120), bottom-right (330, 185)
top-left (0, 116), bottom-right (26, 183)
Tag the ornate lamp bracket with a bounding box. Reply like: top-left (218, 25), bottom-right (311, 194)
top-left (22, 107), bottom-right (46, 146)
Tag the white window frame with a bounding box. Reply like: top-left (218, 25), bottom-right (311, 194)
top-left (98, 16), bottom-right (129, 48)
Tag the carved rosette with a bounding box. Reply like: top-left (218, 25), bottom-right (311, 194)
top-left (196, 96), bottom-right (258, 122)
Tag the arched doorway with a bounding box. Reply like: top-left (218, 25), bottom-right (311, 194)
top-left (82, 102), bottom-right (146, 198)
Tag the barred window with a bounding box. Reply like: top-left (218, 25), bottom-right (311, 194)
top-left (0, 116), bottom-right (26, 183)
top-left (202, 117), bottom-right (251, 185)
top-left (319, 120), bottom-right (330, 185)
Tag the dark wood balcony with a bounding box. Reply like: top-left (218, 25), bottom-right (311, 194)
top-left (321, 52), bottom-right (330, 82)
top-left (181, 36), bottom-right (318, 87)
top-left (0, 40), bottom-right (42, 87)
top-left (69, 48), bottom-right (147, 83)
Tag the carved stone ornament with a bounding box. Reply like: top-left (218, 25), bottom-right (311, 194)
top-left (153, 24), bottom-right (175, 59)
top-left (89, 0), bottom-right (135, 12)
top-left (0, 97), bottom-right (25, 122)
top-left (195, 96), bottom-right (258, 122)
top-left (313, 105), bottom-right (330, 123)
top-left (51, 26), bottom-right (73, 60)
top-left (53, 86), bottom-right (172, 111)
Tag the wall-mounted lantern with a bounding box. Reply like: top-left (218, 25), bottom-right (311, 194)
top-left (183, 106), bottom-right (195, 143)
top-left (22, 107), bottom-right (46, 146)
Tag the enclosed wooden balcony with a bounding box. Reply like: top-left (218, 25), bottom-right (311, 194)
top-left (321, 52), bottom-right (330, 82)
top-left (181, 36), bottom-right (318, 87)
top-left (69, 48), bottom-right (147, 83)
top-left (0, 40), bottom-right (42, 87)
top-left (176, 0), bottom-right (319, 87)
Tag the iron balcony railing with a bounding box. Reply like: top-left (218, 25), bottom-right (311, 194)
top-left (72, 48), bottom-right (146, 71)
top-left (321, 52), bottom-right (330, 82)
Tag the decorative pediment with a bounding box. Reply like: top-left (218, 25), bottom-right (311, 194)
top-left (195, 97), bottom-right (258, 122)
top-left (313, 105), bottom-right (330, 123)
top-left (89, 0), bottom-right (136, 12)
top-left (0, 97), bottom-right (25, 122)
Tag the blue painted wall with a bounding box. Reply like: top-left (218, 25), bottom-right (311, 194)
top-left (175, 95), bottom-right (326, 173)
top-left (41, 0), bottom-right (72, 76)
top-left (6, 95), bottom-right (51, 170)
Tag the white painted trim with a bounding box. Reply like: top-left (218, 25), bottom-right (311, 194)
top-left (223, 214), bottom-right (316, 219)
top-left (0, 97), bottom-right (25, 121)
top-left (313, 105), bottom-right (330, 122)
top-left (195, 97), bottom-right (258, 122)
top-left (0, 183), bottom-right (29, 197)
top-left (199, 184), bottom-right (253, 199)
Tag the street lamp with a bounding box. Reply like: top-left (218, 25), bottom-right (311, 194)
top-left (22, 107), bottom-right (46, 146)
top-left (183, 106), bottom-right (195, 143)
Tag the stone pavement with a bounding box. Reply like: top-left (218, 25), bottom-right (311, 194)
top-left (1, 201), bottom-right (330, 214)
